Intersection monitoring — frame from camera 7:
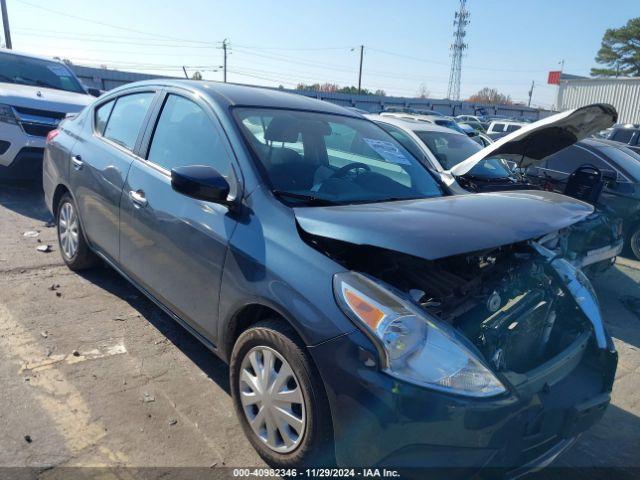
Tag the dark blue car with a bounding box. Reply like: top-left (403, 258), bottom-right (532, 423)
top-left (43, 80), bottom-right (617, 475)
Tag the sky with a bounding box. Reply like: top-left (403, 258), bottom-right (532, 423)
top-left (2, 0), bottom-right (639, 109)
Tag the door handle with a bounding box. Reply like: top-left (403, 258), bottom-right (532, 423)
top-left (129, 189), bottom-right (148, 207)
top-left (71, 155), bottom-right (83, 171)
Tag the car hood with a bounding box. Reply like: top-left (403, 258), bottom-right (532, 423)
top-left (0, 82), bottom-right (91, 113)
top-left (449, 103), bottom-right (617, 176)
top-left (294, 191), bottom-right (594, 261)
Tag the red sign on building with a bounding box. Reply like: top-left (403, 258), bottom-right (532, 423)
top-left (548, 71), bottom-right (561, 85)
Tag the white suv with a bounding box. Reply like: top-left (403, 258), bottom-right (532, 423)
top-left (0, 50), bottom-right (93, 180)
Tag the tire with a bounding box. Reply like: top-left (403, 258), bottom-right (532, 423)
top-left (629, 225), bottom-right (640, 261)
top-left (230, 319), bottom-right (334, 467)
top-left (56, 193), bottom-right (98, 271)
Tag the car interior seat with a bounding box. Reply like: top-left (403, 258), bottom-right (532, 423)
top-left (564, 164), bottom-right (604, 204)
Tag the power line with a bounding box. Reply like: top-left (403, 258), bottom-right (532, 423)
top-left (15, 0), bottom-right (218, 45)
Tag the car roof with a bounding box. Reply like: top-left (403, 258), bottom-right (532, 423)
top-left (0, 49), bottom-right (68, 64)
top-left (611, 123), bottom-right (640, 130)
top-left (365, 114), bottom-right (466, 135)
top-left (106, 79), bottom-right (362, 117)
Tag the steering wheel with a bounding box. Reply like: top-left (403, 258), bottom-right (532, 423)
top-left (330, 162), bottom-right (371, 179)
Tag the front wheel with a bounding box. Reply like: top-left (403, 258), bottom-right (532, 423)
top-left (56, 193), bottom-right (98, 270)
top-left (230, 320), bottom-right (334, 467)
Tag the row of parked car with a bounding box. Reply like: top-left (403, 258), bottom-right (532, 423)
top-left (0, 48), bottom-right (638, 475)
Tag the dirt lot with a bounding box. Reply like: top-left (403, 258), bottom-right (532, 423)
top-left (0, 182), bottom-right (639, 479)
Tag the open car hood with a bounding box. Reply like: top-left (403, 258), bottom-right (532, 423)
top-left (448, 103), bottom-right (617, 176)
top-left (294, 191), bottom-right (594, 261)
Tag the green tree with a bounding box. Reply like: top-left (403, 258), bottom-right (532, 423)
top-left (591, 17), bottom-right (640, 77)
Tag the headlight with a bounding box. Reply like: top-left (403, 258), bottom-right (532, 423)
top-left (334, 271), bottom-right (506, 397)
top-left (0, 104), bottom-right (18, 125)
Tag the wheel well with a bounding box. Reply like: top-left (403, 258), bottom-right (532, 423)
top-left (224, 304), bottom-right (301, 361)
top-left (52, 184), bottom-right (70, 217)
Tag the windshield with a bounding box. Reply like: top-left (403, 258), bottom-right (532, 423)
top-left (234, 108), bottom-right (443, 205)
top-left (0, 52), bottom-right (85, 94)
top-left (415, 130), bottom-right (513, 179)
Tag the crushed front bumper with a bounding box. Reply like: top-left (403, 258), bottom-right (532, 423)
top-left (309, 329), bottom-right (617, 477)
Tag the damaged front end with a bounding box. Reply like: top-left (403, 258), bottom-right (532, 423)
top-left (309, 231), bottom-right (616, 392)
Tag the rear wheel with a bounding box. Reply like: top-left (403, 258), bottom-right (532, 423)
top-left (230, 319), bottom-right (334, 467)
top-left (56, 193), bottom-right (98, 270)
top-left (629, 225), bottom-right (640, 261)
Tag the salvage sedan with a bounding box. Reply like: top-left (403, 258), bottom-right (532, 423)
top-left (43, 80), bottom-right (617, 475)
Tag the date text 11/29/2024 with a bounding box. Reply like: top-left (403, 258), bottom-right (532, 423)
top-left (233, 468), bottom-right (401, 478)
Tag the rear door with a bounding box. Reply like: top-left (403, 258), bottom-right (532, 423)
top-left (70, 88), bottom-right (158, 261)
top-left (119, 90), bottom-right (239, 342)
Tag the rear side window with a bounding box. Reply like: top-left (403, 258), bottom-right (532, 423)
top-left (94, 100), bottom-right (115, 135)
top-left (611, 129), bottom-right (634, 144)
top-left (491, 123), bottom-right (505, 132)
top-left (506, 124), bottom-right (522, 132)
top-left (103, 93), bottom-right (155, 151)
top-left (147, 94), bottom-right (230, 174)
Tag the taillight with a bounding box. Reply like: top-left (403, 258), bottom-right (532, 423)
top-left (46, 129), bottom-right (60, 143)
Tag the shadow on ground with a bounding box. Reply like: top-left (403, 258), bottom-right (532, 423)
top-left (78, 265), bottom-right (231, 394)
top-left (0, 181), bottom-right (52, 223)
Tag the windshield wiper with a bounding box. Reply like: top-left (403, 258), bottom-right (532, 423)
top-left (272, 190), bottom-right (338, 206)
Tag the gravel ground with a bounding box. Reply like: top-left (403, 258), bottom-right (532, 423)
top-left (0, 182), bottom-right (638, 479)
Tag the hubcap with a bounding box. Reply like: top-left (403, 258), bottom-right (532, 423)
top-left (58, 202), bottom-right (79, 259)
top-left (239, 346), bottom-right (306, 453)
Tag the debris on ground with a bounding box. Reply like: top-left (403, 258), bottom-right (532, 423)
top-left (620, 295), bottom-right (640, 321)
top-left (40, 331), bottom-right (48, 339)
top-left (44, 220), bottom-right (55, 228)
top-left (72, 350), bottom-right (80, 357)
top-left (36, 245), bottom-right (52, 253)
top-left (23, 231), bottom-right (39, 238)
top-left (168, 419), bottom-right (178, 426)
top-left (55, 292), bottom-right (62, 298)
top-left (24, 435), bottom-right (32, 443)
top-left (143, 392), bottom-right (155, 403)
top-left (48, 284), bottom-right (60, 291)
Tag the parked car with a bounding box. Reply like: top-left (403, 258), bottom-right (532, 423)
top-left (368, 108), bottom-right (623, 272)
top-left (606, 124), bottom-right (640, 154)
top-left (456, 122), bottom-right (493, 146)
top-left (486, 120), bottom-right (527, 139)
top-left (380, 111), bottom-right (466, 133)
top-left (0, 50), bottom-right (95, 180)
top-left (455, 114), bottom-right (486, 132)
top-left (526, 138), bottom-right (640, 259)
top-left (44, 81), bottom-right (617, 475)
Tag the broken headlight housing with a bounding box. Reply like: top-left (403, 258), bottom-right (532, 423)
top-left (334, 271), bottom-right (506, 397)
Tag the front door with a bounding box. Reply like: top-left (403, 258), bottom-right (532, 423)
top-left (119, 92), bottom-right (239, 343)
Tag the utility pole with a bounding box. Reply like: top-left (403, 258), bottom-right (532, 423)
top-left (446, 0), bottom-right (470, 100)
top-left (527, 80), bottom-right (535, 107)
top-left (1, 0), bottom-right (12, 49)
top-left (182, 66), bottom-right (189, 79)
top-left (357, 45), bottom-right (364, 94)
top-left (222, 39), bottom-right (228, 83)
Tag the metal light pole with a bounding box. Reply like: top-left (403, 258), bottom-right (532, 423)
top-left (222, 39), bottom-right (228, 83)
top-left (357, 45), bottom-right (364, 94)
top-left (1, 0), bottom-right (12, 49)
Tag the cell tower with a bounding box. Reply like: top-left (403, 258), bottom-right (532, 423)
top-left (446, 0), bottom-right (470, 100)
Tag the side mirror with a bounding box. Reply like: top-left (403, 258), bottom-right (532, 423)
top-left (87, 88), bottom-right (102, 97)
top-left (171, 165), bottom-right (230, 204)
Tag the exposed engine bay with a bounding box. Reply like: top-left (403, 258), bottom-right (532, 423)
top-left (304, 231), bottom-right (592, 375)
